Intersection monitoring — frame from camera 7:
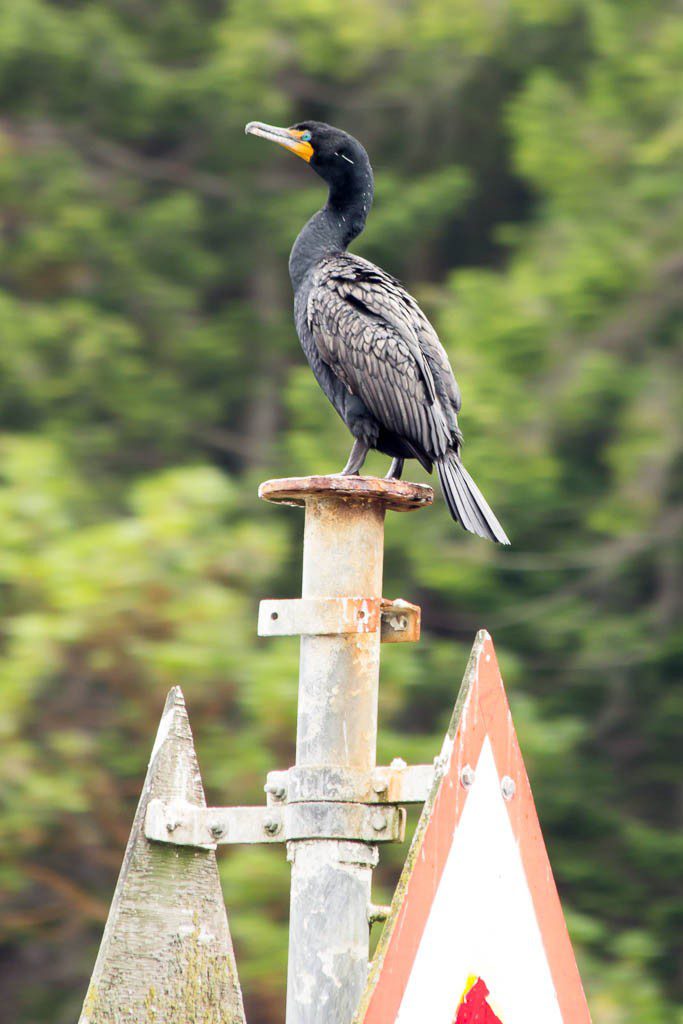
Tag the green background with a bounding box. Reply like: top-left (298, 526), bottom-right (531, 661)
top-left (0, 1), bottom-right (681, 1021)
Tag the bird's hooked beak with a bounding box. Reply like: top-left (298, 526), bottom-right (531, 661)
top-left (245, 121), bottom-right (314, 163)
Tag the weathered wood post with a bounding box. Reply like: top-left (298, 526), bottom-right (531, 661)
top-left (79, 687), bottom-right (245, 1024)
top-left (257, 476), bottom-right (433, 1024)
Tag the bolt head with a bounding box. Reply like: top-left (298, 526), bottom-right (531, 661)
top-left (209, 821), bottom-right (225, 839)
top-left (390, 757), bottom-right (407, 771)
top-left (372, 776), bottom-right (388, 795)
top-left (371, 812), bottom-right (387, 832)
top-left (264, 815), bottom-right (281, 835)
top-left (501, 775), bottom-right (516, 801)
top-left (166, 820), bottom-right (178, 833)
top-left (460, 764), bottom-right (475, 789)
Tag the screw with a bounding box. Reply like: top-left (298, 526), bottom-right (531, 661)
top-left (264, 782), bottom-right (286, 798)
top-left (166, 819), bottom-right (179, 833)
top-left (209, 821), bottom-right (225, 839)
top-left (371, 812), bottom-right (387, 832)
top-left (264, 781), bottom-right (287, 801)
top-left (270, 611), bottom-right (279, 621)
top-left (501, 776), bottom-right (516, 801)
top-left (264, 815), bottom-right (281, 835)
top-left (460, 764), bottom-right (475, 789)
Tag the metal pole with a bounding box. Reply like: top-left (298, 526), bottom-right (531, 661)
top-left (258, 477), bottom-right (433, 1024)
top-left (289, 492), bottom-right (383, 1024)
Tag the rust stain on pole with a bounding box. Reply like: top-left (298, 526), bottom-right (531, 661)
top-left (259, 474), bottom-right (433, 1024)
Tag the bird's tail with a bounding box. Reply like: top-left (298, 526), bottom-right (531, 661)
top-left (436, 451), bottom-right (510, 545)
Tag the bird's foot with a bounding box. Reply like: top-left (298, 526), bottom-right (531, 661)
top-left (384, 457), bottom-right (405, 480)
top-left (339, 438), bottom-right (369, 476)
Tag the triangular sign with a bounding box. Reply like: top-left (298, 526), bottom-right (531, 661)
top-left (80, 687), bottom-right (245, 1024)
top-left (355, 631), bottom-right (591, 1024)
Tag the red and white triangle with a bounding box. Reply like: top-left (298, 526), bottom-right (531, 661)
top-left (356, 631), bottom-right (591, 1024)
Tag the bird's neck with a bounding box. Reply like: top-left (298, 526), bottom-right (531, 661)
top-left (289, 176), bottom-right (374, 291)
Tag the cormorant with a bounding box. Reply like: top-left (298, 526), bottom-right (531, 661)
top-left (245, 120), bottom-right (509, 544)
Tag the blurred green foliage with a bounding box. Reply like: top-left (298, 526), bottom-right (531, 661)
top-left (0, 1), bottom-right (681, 1022)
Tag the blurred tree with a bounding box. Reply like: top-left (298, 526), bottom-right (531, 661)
top-left (0, 1), bottom-right (680, 1022)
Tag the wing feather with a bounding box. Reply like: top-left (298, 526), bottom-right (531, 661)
top-left (306, 254), bottom-right (461, 458)
top-left (334, 255), bottom-right (461, 416)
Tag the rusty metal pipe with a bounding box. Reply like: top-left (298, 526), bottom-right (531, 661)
top-left (291, 495), bottom-right (383, 1023)
top-left (258, 476), bottom-right (432, 1024)
top-left (298, 495), bottom-right (385, 771)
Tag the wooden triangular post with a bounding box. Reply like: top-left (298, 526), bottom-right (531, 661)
top-left (79, 687), bottom-right (246, 1024)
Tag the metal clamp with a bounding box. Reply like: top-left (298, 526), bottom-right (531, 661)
top-left (258, 597), bottom-right (420, 643)
top-left (380, 599), bottom-right (421, 644)
top-left (145, 799), bottom-right (406, 850)
top-left (264, 762), bottom-right (434, 806)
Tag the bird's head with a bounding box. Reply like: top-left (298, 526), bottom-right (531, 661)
top-left (245, 120), bottom-right (373, 209)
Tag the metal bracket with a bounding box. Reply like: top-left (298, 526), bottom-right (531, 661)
top-left (259, 597), bottom-right (380, 636)
top-left (145, 799), bottom-right (406, 850)
top-left (380, 599), bottom-right (421, 644)
top-left (258, 597), bottom-right (420, 643)
top-left (264, 761), bottom-right (435, 806)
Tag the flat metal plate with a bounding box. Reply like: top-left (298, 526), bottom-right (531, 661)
top-left (258, 597), bottom-right (420, 641)
top-left (146, 800), bottom-right (406, 847)
top-left (258, 476), bottom-right (434, 513)
top-left (259, 597), bottom-right (381, 636)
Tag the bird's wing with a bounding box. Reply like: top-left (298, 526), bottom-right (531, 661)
top-left (323, 253), bottom-right (461, 416)
top-left (306, 254), bottom-right (460, 457)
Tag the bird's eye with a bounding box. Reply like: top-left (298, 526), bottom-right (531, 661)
top-left (300, 131), bottom-right (312, 142)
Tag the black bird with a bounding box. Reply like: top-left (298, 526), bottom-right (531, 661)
top-left (245, 120), bottom-right (509, 544)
